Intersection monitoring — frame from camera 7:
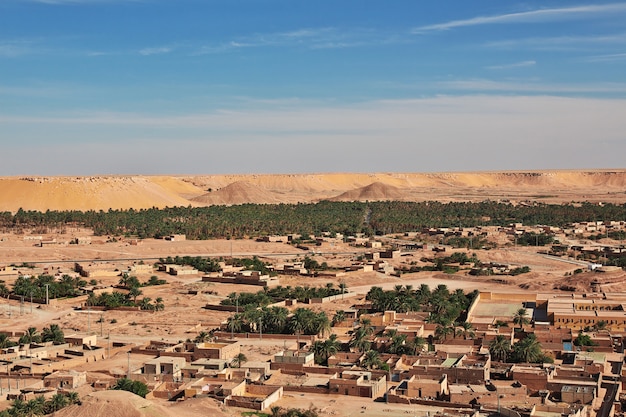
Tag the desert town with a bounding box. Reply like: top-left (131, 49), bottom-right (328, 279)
top-left (0, 205), bottom-right (626, 417)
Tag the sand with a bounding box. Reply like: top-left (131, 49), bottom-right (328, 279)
top-left (1, 170), bottom-right (626, 212)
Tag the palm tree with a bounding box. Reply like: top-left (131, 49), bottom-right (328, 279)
top-left (388, 333), bottom-right (408, 354)
top-left (513, 308), bottom-right (530, 329)
top-left (226, 314), bottom-right (244, 334)
top-left (512, 334), bottom-right (543, 363)
top-left (0, 333), bottom-right (16, 349)
top-left (362, 350), bottom-right (384, 370)
top-left (338, 282), bottom-right (348, 298)
top-left (455, 322), bottom-right (475, 340)
top-left (434, 324), bottom-right (453, 342)
top-left (67, 391), bottom-right (80, 405)
top-left (128, 287), bottom-right (143, 304)
top-left (194, 331), bottom-right (211, 343)
top-left (153, 297), bottom-right (165, 311)
top-left (66, 391), bottom-right (81, 405)
top-left (19, 327), bottom-right (41, 345)
top-left (489, 335), bottom-right (511, 362)
top-left (23, 396), bottom-right (45, 417)
top-left (42, 324), bottom-right (65, 343)
top-left (349, 327), bottom-right (372, 353)
top-left (139, 297), bottom-right (153, 311)
top-left (47, 393), bottom-right (69, 413)
top-left (314, 312), bottom-right (331, 338)
top-left (312, 334), bottom-right (341, 365)
top-left (231, 353), bottom-right (247, 368)
top-left (332, 310), bottom-right (346, 326)
top-left (409, 336), bottom-right (426, 355)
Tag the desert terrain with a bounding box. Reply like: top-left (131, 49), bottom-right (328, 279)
top-left (1, 170), bottom-right (626, 212)
top-left (0, 170), bottom-right (625, 417)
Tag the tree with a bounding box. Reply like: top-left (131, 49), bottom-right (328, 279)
top-left (574, 333), bottom-right (596, 347)
top-left (42, 324), bottom-right (65, 343)
top-left (66, 391), bottom-right (81, 405)
top-left (349, 327), bottom-right (372, 353)
top-left (409, 336), bottom-right (426, 355)
top-left (332, 310), bottom-right (346, 326)
top-left (47, 393), bottom-right (69, 413)
top-left (434, 324), bottom-right (454, 342)
top-left (194, 331), bottom-right (212, 343)
top-left (0, 333), bottom-right (16, 349)
top-left (153, 297), bottom-right (165, 311)
top-left (455, 321), bottom-right (475, 340)
top-left (512, 334), bottom-right (543, 363)
top-left (362, 350), bottom-right (385, 370)
top-left (311, 334), bottom-right (341, 365)
top-left (387, 333), bottom-right (408, 355)
top-left (128, 286), bottom-right (143, 304)
top-left (139, 297), bottom-right (153, 311)
top-left (513, 308), bottom-right (530, 328)
top-left (489, 335), bottom-right (511, 362)
top-left (19, 327), bottom-right (42, 345)
top-left (113, 377), bottom-right (149, 398)
top-left (231, 353), bottom-right (247, 368)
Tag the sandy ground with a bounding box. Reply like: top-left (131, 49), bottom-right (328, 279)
top-left (2, 170), bottom-right (626, 212)
top-left (0, 231), bottom-right (624, 417)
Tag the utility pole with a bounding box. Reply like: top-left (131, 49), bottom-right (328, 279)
top-left (127, 352), bottom-right (131, 379)
top-left (45, 284), bottom-right (49, 306)
top-left (100, 313), bottom-right (104, 337)
top-left (259, 317), bottom-right (262, 340)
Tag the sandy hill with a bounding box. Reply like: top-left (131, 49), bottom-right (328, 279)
top-left (1, 170), bottom-right (625, 212)
top-left (191, 180), bottom-right (283, 205)
top-left (52, 390), bottom-right (172, 417)
top-left (328, 181), bottom-right (405, 202)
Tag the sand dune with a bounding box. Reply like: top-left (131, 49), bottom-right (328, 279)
top-left (0, 170), bottom-right (625, 212)
top-left (53, 390), bottom-right (172, 417)
top-left (191, 180), bottom-right (284, 205)
top-left (328, 182), bottom-right (405, 202)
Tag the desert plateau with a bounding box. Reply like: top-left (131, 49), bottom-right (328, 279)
top-left (1, 170), bottom-right (626, 213)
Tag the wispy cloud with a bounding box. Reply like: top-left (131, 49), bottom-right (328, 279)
top-left (0, 39), bottom-right (36, 57)
top-left (486, 33), bottom-right (626, 50)
top-left (412, 3), bottom-right (626, 33)
top-left (138, 46), bottom-right (173, 56)
top-left (437, 78), bottom-right (626, 94)
top-left (584, 52), bottom-right (626, 62)
top-left (25, 0), bottom-right (142, 4)
top-left (195, 27), bottom-right (402, 54)
top-left (486, 60), bottom-right (536, 70)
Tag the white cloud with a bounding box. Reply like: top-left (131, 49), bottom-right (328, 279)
top-left (486, 33), bottom-right (626, 50)
top-left (26, 0), bottom-right (142, 4)
top-left (436, 79), bottom-right (626, 94)
top-left (0, 40), bottom-right (36, 57)
top-left (584, 52), bottom-right (626, 62)
top-left (138, 46), bottom-right (172, 56)
top-left (195, 27), bottom-right (400, 54)
top-left (412, 3), bottom-right (626, 33)
top-left (485, 60), bottom-right (536, 70)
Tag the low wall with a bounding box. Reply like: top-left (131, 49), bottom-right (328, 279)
top-left (204, 305), bottom-right (238, 312)
top-left (214, 331), bottom-right (315, 342)
top-left (308, 292), bottom-right (359, 304)
top-left (283, 385), bottom-right (329, 395)
top-left (386, 393), bottom-right (473, 409)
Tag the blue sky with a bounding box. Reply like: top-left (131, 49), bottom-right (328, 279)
top-left (1, 1), bottom-right (625, 175)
